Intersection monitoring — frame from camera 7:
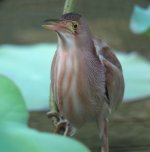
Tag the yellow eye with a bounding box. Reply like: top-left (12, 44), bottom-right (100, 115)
top-left (72, 22), bottom-right (78, 30)
top-left (73, 23), bottom-right (77, 29)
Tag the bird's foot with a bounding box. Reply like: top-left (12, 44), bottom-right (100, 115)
top-left (55, 119), bottom-right (70, 136)
top-left (47, 111), bottom-right (60, 125)
top-left (47, 111), bottom-right (59, 120)
top-left (47, 111), bottom-right (70, 136)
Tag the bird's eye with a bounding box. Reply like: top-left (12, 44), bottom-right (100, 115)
top-left (72, 22), bottom-right (78, 30)
top-left (73, 24), bottom-right (77, 29)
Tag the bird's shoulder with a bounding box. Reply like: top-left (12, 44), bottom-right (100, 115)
top-left (92, 36), bottom-right (122, 71)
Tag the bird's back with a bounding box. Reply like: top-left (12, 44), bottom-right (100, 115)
top-left (93, 37), bottom-right (124, 111)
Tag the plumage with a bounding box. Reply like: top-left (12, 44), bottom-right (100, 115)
top-left (44, 13), bottom-right (124, 152)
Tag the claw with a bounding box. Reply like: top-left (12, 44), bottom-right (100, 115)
top-left (55, 120), bottom-right (70, 136)
top-left (47, 111), bottom-right (59, 120)
top-left (47, 111), bottom-right (71, 136)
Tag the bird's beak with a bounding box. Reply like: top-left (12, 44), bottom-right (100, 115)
top-left (42, 19), bottom-right (67, 31)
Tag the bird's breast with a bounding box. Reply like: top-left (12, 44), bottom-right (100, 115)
top-left (52, 50), bottom-right (94, 128)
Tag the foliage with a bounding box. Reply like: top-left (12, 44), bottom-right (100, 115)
top-left (0, 45), bottom-right (150, 111)
top-left (130, 5), bottom-right (150, 36)
top-left (0, 44), bottom-right (55, 111)
top-left (117, 52), bottom-right (150, 101)
top-left (0, 75), bottom-right (90, 152)
top-left (63, 0), bottom-right (76, 14)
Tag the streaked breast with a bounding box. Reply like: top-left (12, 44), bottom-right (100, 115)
top-left (52, 50), bottom-right (91, 127)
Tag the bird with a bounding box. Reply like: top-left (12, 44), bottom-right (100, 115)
top-left (43, 12), bottom-right (124, 152)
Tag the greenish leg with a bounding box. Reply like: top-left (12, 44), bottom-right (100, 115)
top-left (47, 85), bottom-right (70, 135)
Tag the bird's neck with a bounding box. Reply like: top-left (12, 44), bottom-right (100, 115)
top-left (57, 32), bottom-right (76, 50)
top-left (56, 32), bottom-right (93, 53)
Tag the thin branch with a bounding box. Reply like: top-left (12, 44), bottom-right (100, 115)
top-left (63, 0), bottom-right (76, 14)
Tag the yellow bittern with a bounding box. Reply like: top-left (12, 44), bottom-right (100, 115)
top-left (43, 13), bottom-right (124, 152)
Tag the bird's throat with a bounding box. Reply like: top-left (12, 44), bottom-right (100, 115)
top-left (57, 33), bottom-right (77, 51)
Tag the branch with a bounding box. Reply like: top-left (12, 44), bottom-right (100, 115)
top-left (63, 0), bottom-right (76, 14)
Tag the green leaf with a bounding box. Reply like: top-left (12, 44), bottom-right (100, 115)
top-left (0, 124), bottom-right (90, 152)
top-left (0, 75), bottom-right (90, 152)
top-left (0, 44), bottom-right (56, 111)
top-left (0, 75), bottom-right (28, 124)
top-left (130, 5), bottom-right (150, 36)
top-left (117, 52), bottom-right (150, 101)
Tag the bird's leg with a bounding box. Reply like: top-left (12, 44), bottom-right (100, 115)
top-left (48, 86), bottom-right (60, 125)
top-left (101, 119), bottom-right (109, 152)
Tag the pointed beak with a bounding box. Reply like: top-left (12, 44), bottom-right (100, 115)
top-left (42, 19), bottom-right (66, 31)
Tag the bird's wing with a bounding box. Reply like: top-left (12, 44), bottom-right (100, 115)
top-left (93, 37), bottom-right (124, 110)
top-left (93, 37), bottom-right (122, 71)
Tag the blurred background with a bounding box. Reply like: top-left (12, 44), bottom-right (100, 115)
top-left (0, 0), bottom-right (150, 56)
top-left (0, 0), bottom-right (150, 152)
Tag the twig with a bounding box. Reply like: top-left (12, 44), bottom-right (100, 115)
top-left (63, 0), bottom-right (76, 14)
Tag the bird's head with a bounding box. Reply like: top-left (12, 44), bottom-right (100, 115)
top-left (43, 13), bottom-right (93, 49)
top-left (43, 13), bottom-right (89, 36)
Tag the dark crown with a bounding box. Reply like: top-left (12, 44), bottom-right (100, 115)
top-left (61, 13), bottom-right (82, 21)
